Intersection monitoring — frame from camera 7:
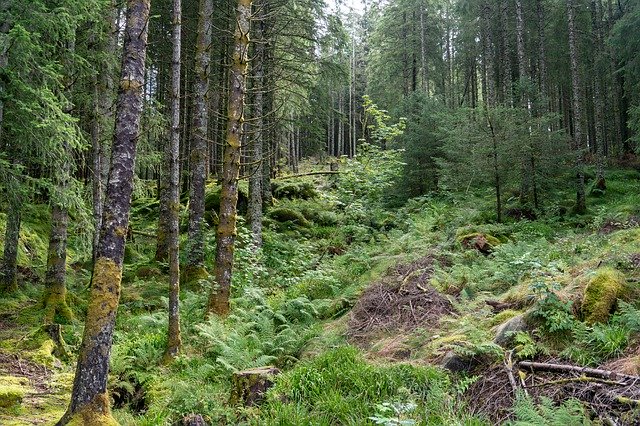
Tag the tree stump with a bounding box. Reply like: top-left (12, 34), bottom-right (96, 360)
top-left (230, 366), bottom-right (280, 406)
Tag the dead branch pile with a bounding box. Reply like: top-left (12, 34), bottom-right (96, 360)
top-left (347, 255), bottom-right (454, 344)
top-left (466, 356), bottom-right (640, 424)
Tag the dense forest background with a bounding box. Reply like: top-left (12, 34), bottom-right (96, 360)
top-left (2, 0), bottom-right (640, 424)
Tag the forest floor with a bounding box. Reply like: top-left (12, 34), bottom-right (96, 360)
top-left (2, 164), bottom-right (640, 424)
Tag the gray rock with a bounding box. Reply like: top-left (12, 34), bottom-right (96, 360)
top-left (441, 351), bottom-right (479, 373)
top-left (493, 313), bottom-right (530, 347)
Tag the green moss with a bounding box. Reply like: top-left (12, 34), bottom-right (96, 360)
top-left (582, 267), bottom-right (627, 323)
top-left (267, 208), bottom-right (310, 227)
top-left (488, 309), bottom-right (521, 327)
top-left (0, 376), bottom-right (29, 408)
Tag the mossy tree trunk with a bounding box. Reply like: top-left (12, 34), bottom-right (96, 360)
top-left (43, 203), bottom-right (73, 324)
top-left (164, 0), bottom-right (182, 361)
top-left (185, 0), bottom-right (213, 280)
top-left (248, 0), bottom-right (265, 250)
top-left (57, 0), bottom-right (150, 423)
top-left (207, 0), bottom-right (252, 317)
top-left (567, 0), bottom-right (586, 214)
top-left (1, 193), bottom-right (21, 293)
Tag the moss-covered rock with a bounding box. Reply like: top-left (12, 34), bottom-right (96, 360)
top-left (267, 208), bottom-right (310, 227)
top-left (204, 182), bottom-right (249, 218)
top-left (0, 376), bottom-right (29, 408)
top-left (582, 267), bottom-right (627, 324)
top-left (271, 181), bottom-right (318, 200)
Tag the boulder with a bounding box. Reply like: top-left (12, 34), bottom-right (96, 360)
top-left (493, 313), bottom-right (530, 347)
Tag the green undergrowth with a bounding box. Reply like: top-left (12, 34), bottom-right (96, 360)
top-left (3, 166), bottom-right (640, 424)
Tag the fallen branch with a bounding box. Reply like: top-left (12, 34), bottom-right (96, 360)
top-left (275, 171), bottom-right (341, 181)
top-left (616, 396), bottom-right (640, 407)
top-left (504, 351), bottom-right (518, 392)
top-left (524, 375), bottom-right (628, 388)
top-left (518, 361), bottom-right (640, 382)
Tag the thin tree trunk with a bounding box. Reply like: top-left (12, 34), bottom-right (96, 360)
top-left (164, 0), bottom-right (182, 362)
top-left (44, 140), bottom-right (73, 324)
top-left (57, 0), bottom-right (149, 423)
top-left (567, 0), bottom-right (586, 213)
top-left (207, 0), bottom-right (251, 317)
top-left (420, 3), bottom-right (429, 94)
top-left (185, 0), bottom-right (213, 280)
top-left (1, 192), bottom-right (21, 293)
top-left (249, 0), bottom-right (265, 249)
top-left (591, 0), bottom-right (606, 190)
top-left (92, 0), bottom-right (118, 265)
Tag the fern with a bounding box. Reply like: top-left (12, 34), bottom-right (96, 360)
top-left (509, 394), bottom-right (592, 425)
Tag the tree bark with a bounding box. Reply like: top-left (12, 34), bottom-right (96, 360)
top-left (164, 0), bottom-right (182, 362)
top-left (249, 0), bottom-right (265, 250)
top-left (207, 0), bottom-right (252, 317)
top-left (591, 0), bottom-right (606, 190)
top-left (92, 0), bottom-right (118, 265)
top-left (185, 0), bottom-right (213, 279)
top-left (44, 141), bottom-right (72, 324)
top-left (567, 0), bottom-right (587, 214)
top-left (57, 0), bottom-right (150, 423)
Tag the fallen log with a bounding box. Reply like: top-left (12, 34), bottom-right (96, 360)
top-left (275, 171), bottom-right (341, 181)
top-left (517, 361), bottom-right (640, 383)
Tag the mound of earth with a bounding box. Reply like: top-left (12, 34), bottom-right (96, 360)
top-left (347, 255), bottom-right (454, 344)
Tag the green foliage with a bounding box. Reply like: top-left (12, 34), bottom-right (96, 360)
top-left (509, 394), bottom-right (592, 425)
top-left (363, 95), bottom-right (407, 148)
top-left (259, 346), bottom-right (452, 425)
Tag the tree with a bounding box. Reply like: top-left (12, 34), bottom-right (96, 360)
top-left (164, 0), bottom-right (183, 361)
top-left (185, 0), bottom-right (213, 281)
top-left (58, 0), bottom-right (150, 422)
top-left (567, 0), bottom-right (586, 214)
top-left (207, 0), bottom-right (252, 316)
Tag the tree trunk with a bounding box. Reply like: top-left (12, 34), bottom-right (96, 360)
top-left (567, 0), bottom-right (586, 214)
top-left (92, 0), bottom-right (118, 265)
top-left (164, 0), bottom-right (182, 362)
top-left (248, 0), bottom-right (265, 249)
top-left (1, 194), bottom-right (21, 293)
top-left (482, 1), bottom-right (496, 107)
top-left (57, 0), bottom-right (150, 423)
top-left (185, 0), bottom-right (213, 280)
top-left (591, 0), bottom-right (606, 190)
top-left (207, 0), bottom-right (252, 317)
top-left (44, 139), bottom-right (73, 324)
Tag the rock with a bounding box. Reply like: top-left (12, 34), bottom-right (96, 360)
top-left (440, 351), bottom-right (479, 373)
top-left (493, 314), bottom-right (530, 347)
top-left (582, 267), bottom-right (627, 323)
top-left (230, 366), bottom-right (281, 406)
top-left (180, 414), bottom-right (207, 426)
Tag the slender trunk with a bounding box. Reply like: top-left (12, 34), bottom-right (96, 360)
top-left (500, 0), bottom-right (512, 106)
top-left (186, 0), bottom-right (213, 279)
top-left (591, 0), bottom-right (606, 190)
top-left (92, 0), bottom-right (118, 265)
top-left (44, 137), bottom-right (72, 324)
top-left (164, 0), bottom-right (182, 361)
top-left (482, 1), bottom-right (496, 107)
top-left (567, 0), bottom-right (586, 213)
top-left (487, 112), bottom-right (502, 223)
top-left (44, 204), bottom-right (72, 323)
top-left (420, 4), bottom-right (429, 94)
top-left (249, 0), bottom-right (265, 249)
top-left (207, 0), bottom-right (251, 317)
top-left (536, 0), bottom-right (548, 112)
top-left (1, 194), bottom-right (20, 293)
top-left (516, 0), bottom-right (533, 206)
top-left (58, 0), bottom-right (149, 423)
